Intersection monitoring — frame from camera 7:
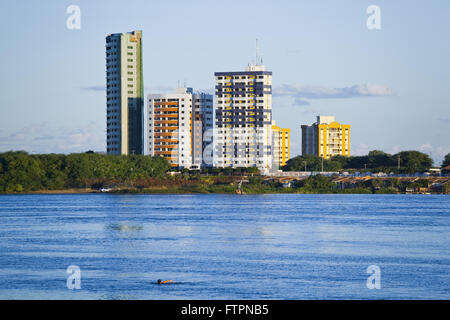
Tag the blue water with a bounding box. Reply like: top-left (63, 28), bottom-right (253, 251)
top-left (0, 194), bottom-right (448, 299)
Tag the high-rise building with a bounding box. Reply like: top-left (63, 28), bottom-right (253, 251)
top-left (192, 92), bottom-right (214, 167)
top-left (272, 125), bottom-right (290, 169)
top-left (106, 30), bottom-right (144, 155)
top-left (301, 115), bottom-right (350, 159)
top-left (214, 64), bottom-right (273, 170)
top-left (146, 88), bottom-right (213, 168)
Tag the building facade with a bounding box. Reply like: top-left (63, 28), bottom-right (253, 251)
top-left (146, 88), bottom-right (213, 168)
top-left (192, 93), bottom-right (214, 167)
top-left (301, 116), bottom-right (350, 159)
top-left (214, 64), bottom-right (273, 170)
top-left (106, 30), bottom-right (144, 155)
top-left (272, 125), bottom-right (290, 169)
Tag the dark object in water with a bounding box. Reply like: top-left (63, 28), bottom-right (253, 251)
top-left (157, 279), bottom-right (174, 285)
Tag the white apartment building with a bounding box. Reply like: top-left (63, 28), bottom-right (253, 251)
top-left (147, 88), bottom-right (213, 169)
top-left (214, 64), bottom-right (273, 171)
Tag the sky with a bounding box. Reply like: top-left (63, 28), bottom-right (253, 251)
top-left (0, 0), bottom-right (449, 164)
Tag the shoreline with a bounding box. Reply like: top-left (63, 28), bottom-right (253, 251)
top-left (0, 188), bottom-right (447, 195)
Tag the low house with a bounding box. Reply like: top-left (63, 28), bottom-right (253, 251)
top-left (332, 176), bottom-right (371, 190)
top-left (442, 165), bottom-right (450, 175)
top-left (430, 180), bottom-right (450, 194)
top-left (428, 168), bottom-right (441, 176)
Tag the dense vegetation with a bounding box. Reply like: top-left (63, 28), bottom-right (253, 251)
top-left (443, 153), bottom-right (450, 167)
top-left (0, 150), bottom-right (447, 194)
top-left (106, 174), bottom-right (429, 195)
top-left (0, 151), bottom-right (170, 192)
top-left (238, 174), bottom-right (445, 194)
top-left (283, 150), bottom-right (434, 174)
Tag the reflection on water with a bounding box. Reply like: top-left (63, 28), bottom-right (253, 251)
top-left (0, 194), bottom-right (448, 300)
top-left (106, 223), bottom-right (143, 232)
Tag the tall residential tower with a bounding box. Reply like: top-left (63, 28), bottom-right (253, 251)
top-left (214, 64), bottom-right (273, 171)
top-left (106, 30), bottom-right (144, 155)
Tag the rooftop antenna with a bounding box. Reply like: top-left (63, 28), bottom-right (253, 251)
top-left (177, 80), bottom-right (180, 88)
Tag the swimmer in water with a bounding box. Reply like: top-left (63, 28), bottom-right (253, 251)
top-left (157, 279), bottom-right (174, 285)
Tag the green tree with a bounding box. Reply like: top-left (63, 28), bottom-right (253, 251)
top-left (395, 151), bottom-right (433, 173)
top-left (442, 153), bottom-right (450, 167)
top-left (283, 154), bottom-right (323, 171)
top-left (303, 174), bottom-right (334, 191)
top-left (222, 167), bottom-right (233, 176)
top-left (0, 151), bottom-right (44, 191)
top-left (65, 153), bottom-right (95, 187)
top-left (0, 152), bottom-right (171, 192)
top-left (329, 155), bottom-right (349, 170)
top-left (246, 166), bottom-right (259, 176)
top-left (38, 154), bottom-right (68, 189)
top-left (367, 150), bottom-right (395, 168)
top-left (345, 155), bottom-right (369, 170)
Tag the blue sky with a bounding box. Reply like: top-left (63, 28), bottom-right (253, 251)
top-left (0, 0), bottom-right (449, 164)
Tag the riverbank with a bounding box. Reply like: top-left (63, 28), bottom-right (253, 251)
top-left (1, 173), bottom-right (449, 195)
top-left (1, 186), bottom-right (447, 195)
top-left (2, 151), bottom-right (449, 195)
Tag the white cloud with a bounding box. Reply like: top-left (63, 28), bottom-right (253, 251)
top-left (355, 84), bottom-right (393, 96)
top-left (293, 98), bottom-right (311, 106)
top-left (351, 143), bottom-right (371, 156)
top-left (81, 85), bottom-right (105, 91)
top-left (274, 83), bottom-right (394, 106)
top-left (417, 144), bottom-right (450, 165)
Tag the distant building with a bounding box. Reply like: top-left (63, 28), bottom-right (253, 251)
top-left (214, 63), bottom-right (273, 170)
top-left (272, 125), bottom-right (290, 169)
top-left (301, 115), bottom-right (350, 159)
top-left (106, 30), bottom-right (144, 155)
top-left (147, 88), bottom-right (213, 169)
top-left (192, 92), bottom-right (214, 167)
